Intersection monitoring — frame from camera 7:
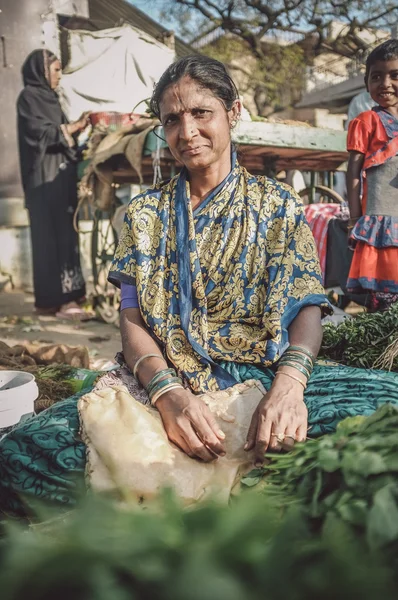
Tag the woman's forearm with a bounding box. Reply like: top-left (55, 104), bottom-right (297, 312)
top-left (267, 305), bottom-right (322, 397)
top-left (250, 305), bottom-right (322, 453)
top-left (287, 305), bottom-right (323, 357)
top-left (120, 308), bottom-right (224, 460)
top-left (120, 308), bottom-right (168, 387)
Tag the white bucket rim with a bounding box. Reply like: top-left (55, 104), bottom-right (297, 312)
top-left (0, 370), bottom-right (36, 387)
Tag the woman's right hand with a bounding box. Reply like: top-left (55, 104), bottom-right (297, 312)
top-left (156, 387), bottom-right (226, 461)
top-left (73, 111), bottom-right (91, 132)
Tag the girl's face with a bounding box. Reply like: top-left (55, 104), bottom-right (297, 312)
top-left (49, 59), bottom-right (62, 90)
top-left (159, 76), bottom-right (240, 174)
top-left (367, 58), bottom-right (398, 110)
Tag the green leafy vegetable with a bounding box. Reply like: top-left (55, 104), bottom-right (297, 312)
top-left (320, 303), bottom-right (398, 371)
top-left (242, 404), bottom-right (398, 578)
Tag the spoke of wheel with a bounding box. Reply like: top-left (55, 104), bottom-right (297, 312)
top-left (92, 212), bottom-right (118, 294)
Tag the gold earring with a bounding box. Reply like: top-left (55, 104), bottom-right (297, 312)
top-left (230, 120), bottom-right (237, 128)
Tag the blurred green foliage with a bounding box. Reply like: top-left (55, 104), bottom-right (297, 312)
top-left (0, 490), bottom-right (396, 600)
top-left (202, 36), bottom-right (305, 115)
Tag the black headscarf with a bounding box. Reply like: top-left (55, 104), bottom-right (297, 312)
top-left (22, 49), bottom-right (57, 88)
top-left (17, 49), bottom-right (75, 193)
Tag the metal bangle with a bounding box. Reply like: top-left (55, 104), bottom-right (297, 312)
top-left (148, 375), bottom-right (180, 398)
top-left (151, 383), bottom-right (184, 406)
top-left (133, 354), bottom-right (165, 379)
top-left (280, 354), bottom-right (313, 369)
top-left (287, 346), bottom-right (315, 362)
top-left (276, 370), bottom-right (306, 390)
top-left (278, 360), bottom-right (311, 379)
top-left (281, 352), bottom-right (314, 367)
top-left (146, 369), bottom-right (176, 395)
top-left (279, 362), bottom-right (311, 379)
top-left (279, 355), bottom-right (313, 371)
top-left (283, 360), bottom-right (313, 373)
top-left (148, 376), bottom-right (182, 401)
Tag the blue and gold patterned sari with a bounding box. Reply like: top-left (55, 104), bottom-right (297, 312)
top-left (109, 154), bottom-right (330, 392)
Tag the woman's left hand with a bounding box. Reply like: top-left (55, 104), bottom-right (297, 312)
top-left (245, 375), bottom-right (308, 466)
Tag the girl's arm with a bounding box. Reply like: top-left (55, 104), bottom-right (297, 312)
top-left (346, 150), bottom-right (365, 220)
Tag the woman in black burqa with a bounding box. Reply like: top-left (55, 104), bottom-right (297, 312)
top-left (17, 48), bottom-right (90, 319)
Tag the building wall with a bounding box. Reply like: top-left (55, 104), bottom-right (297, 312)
top-left (307, 53), bottom-right (353, 93)
top-left (306, 25), bottom-right (390, 93)
top-left (276, 106), bottom-right (346, 131)
top-left (43, 1), bottom-right (89, 57)
top-left (0, 0), bottom-right (47, 216)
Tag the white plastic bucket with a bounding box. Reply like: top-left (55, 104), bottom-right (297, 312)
top-left (0, 371), bottom-right (39, 433)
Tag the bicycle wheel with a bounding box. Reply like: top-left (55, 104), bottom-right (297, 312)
top-left (299, 185), bottom-right (345, 205)
top-left (91, 208), bottom-right (120, 324)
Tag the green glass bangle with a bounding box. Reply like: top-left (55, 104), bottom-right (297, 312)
top-left (279, 357), bottom-right (312, 373)
top-left (278, 361), bottom-right (311, 379)
top-left (281, 352), bottom-right (314, 370)
top-left (288, 345), bottom-right (315, 362)
top-left (149, 376), bottom-right (182, 400)
top-left (280, 353), bottom-right (314, 369)
top-left (146, 369), bottom-right (176, 395)
top-left (149, 378), bottom-right (181, 400)
top-left (282, 350), bottom-right (313, 362)
top-left (281, 352), bottom-right (314, 368)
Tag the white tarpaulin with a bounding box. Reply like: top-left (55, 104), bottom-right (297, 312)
top-left (60, 25), bottom-right (175, 120)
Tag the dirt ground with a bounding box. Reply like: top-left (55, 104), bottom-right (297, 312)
top-left (0, 290), bottom-right (121, 369)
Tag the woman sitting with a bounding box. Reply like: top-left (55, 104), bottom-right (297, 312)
top-left (0, 56), bottom-right (397, 514)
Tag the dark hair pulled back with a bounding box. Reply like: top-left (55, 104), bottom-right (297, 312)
top-left (150, 55), bottom-right (239, 119)
top-left (365, 39), bottom-right (398, 82)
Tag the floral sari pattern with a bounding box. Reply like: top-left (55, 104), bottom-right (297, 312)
top-left (109, 156), bottom-right (331, 392)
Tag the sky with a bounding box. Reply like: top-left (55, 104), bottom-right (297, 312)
top-left (127, 0), bottom-right (181, 33)
top-left (127, 0), bottom-right (160, 21)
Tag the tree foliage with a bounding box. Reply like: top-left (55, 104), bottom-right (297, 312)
top-left (156, 0), bottom-right (397, 115)
top-left (161, 0), bottom-right (398, 60)
top-left (203, 35), bottom-right (305, 115)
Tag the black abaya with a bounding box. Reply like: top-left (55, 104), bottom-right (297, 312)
top-left (17, 49), bottom-right (85, 309)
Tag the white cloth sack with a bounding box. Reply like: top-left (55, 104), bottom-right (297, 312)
top-left (78, 380), bottom-right (265, 507)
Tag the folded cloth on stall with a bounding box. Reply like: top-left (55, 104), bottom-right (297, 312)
top-left (79, 117), bottom-right (156, 212)
top-left (304, 203), bottom-right (348, 283)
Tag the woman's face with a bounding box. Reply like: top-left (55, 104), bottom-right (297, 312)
top-left (159, 76), bottom-right (240, 173)
top-left (49, 59), bottom-right (62, 90)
